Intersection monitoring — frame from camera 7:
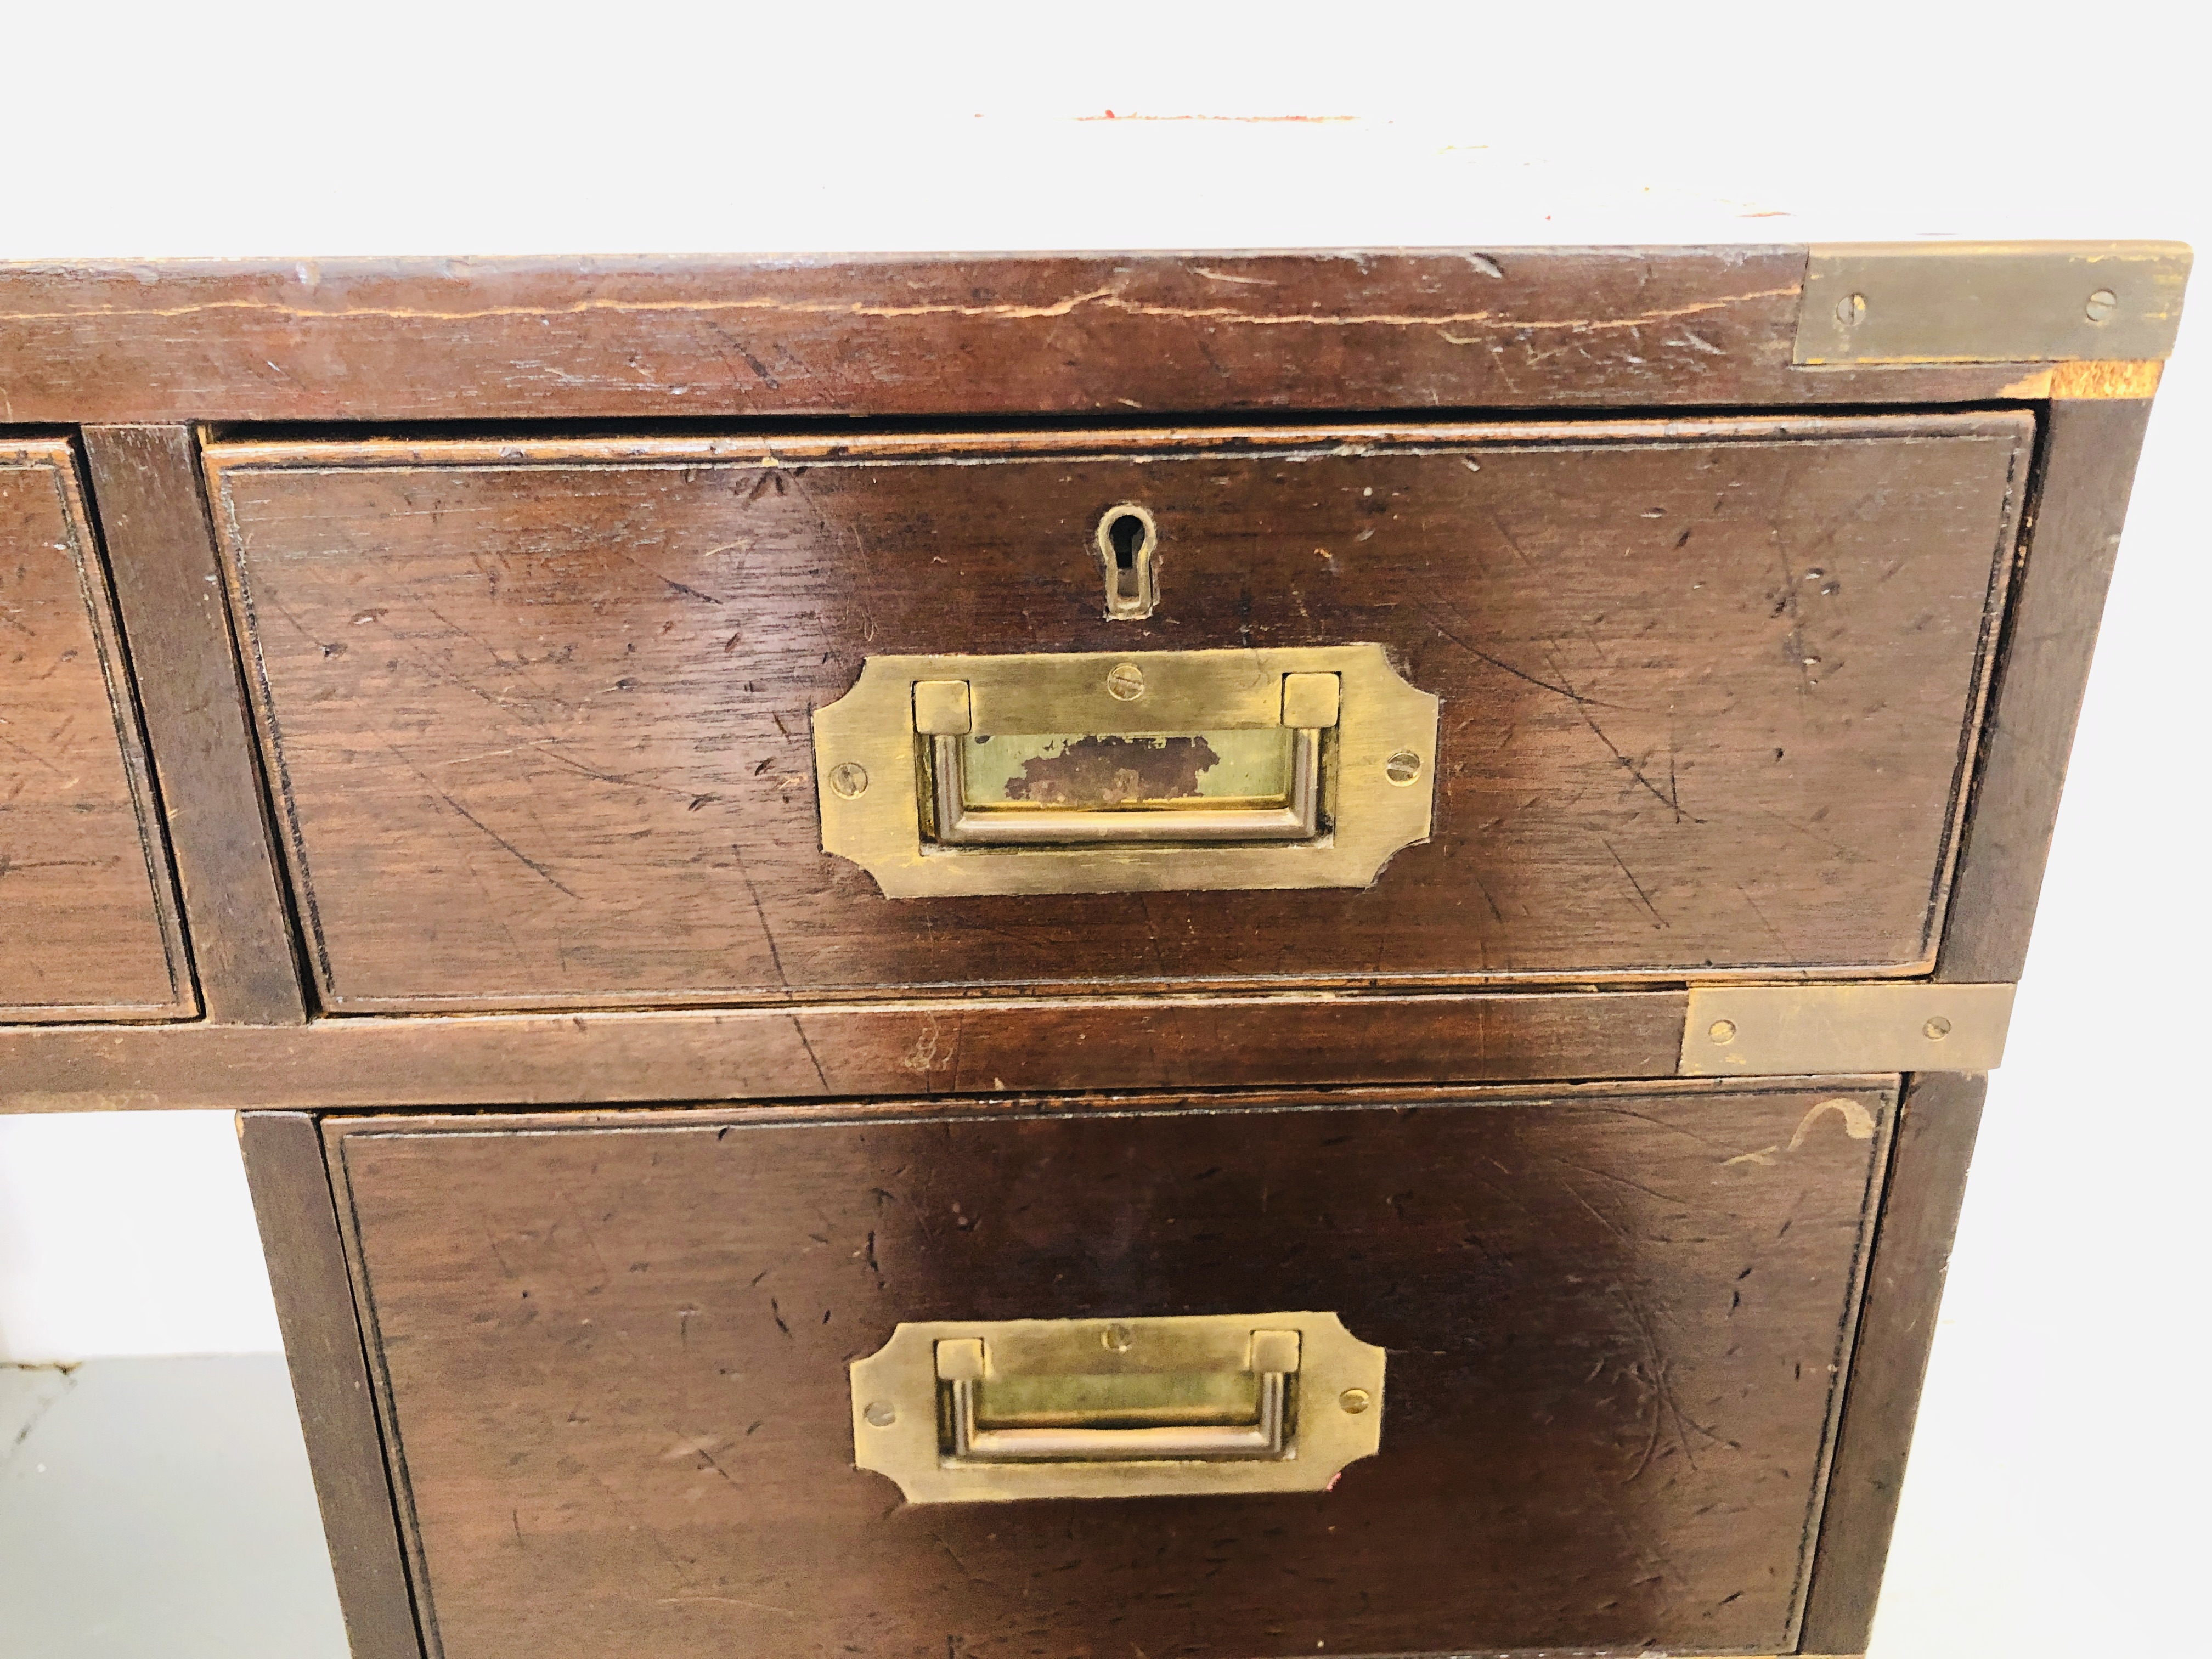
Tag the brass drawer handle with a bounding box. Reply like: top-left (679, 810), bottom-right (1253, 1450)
top-left (930, 724), bottom-right (1323, 846)
top-left (936, 1329), bottom-right (1296, 1463)
top-left (812, 646), bottom-right (1439, 897)
top-left (850, 1312), bottom-right (1386, 1503)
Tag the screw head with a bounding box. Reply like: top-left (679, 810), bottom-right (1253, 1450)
top-left (1338, 1388), bottom-right (1372, 1414)
top-left (1105, 663), bottom-right (1147, 701)
top-left (1101, 1323), bottom-right (1135, 1352)
top-left (1836, 291), bottom-right (1869, 328)
top-left (1384, 749), bottom-right (1423, 786)
top-left (827, 761), bottom-right (870, 799)
top-left (1923, 1016), bottom-right (1953, 1041)
top-left (864, 1401), bottom-right (896, 1427)
top-left (2086, 288), bottom-right (2119, 323)
top-left (1708, 1019), bottom-right (1738, 1045)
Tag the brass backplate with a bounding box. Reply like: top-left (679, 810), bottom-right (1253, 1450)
top-left (1682, 981), bottom-right (2015, 1076)
top-left (811, 645), bottom-right (1439, 898)
top-left (850, 1312), bottom-right (1386, 1504)
top-left (1796, 241), bottom-right (2191, 364)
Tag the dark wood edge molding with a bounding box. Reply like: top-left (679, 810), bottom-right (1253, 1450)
top-left (238, 1111), bottom-right (425, 1659)
top-left (1936, 398), bottom-right (2158, 981)
top-left (80, 425), bottom-right (310, 1023)
top-left (0, 990), bottom-right (1685, 1112)
top-left (314, 1070), bottom-right (1899, 1141)
top-left (1798, 1070), bottom-right (1988, 1652)
top-left (0, 248), bottom-right (2089, 424)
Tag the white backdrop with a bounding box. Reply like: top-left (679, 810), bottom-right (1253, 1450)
top-left (2, 4), bottom-right (2205, 1652)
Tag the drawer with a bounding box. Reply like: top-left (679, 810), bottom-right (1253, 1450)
top-left (207, 414), bottom-right (2029, 1012)
top-left (329, 1078), bottom-right (1894, 1657)
top-left (0, 441), bottom-right (191, 1020)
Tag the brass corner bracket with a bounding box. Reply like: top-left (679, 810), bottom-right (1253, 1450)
top-left (1795, 241), bottom-right (2191, 365)
top-left (1681, 981), bottom-right (2015, 1076)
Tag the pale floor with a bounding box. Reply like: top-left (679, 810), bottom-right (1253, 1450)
top-left (0, 1357), bottom-right (347, 1658)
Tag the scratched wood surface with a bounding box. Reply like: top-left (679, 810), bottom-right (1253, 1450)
top-left (0, 441), bottom-right (191, 1019)
top-left (0, 989), bottom-right (1684, 1112)
top-left (0, 249), bottom-right (2058, 426)
top-left (330, 1078), bottom-right (1894, 1658)
top-left (207, 414), bottom-right (2029, 1012)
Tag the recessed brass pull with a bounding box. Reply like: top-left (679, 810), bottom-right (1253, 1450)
top-left (812, 646), bottom-right (1440, 897)
top-left (944, 1347), bottom-right (1292, 1462)
top-left (850, 1313), bottom-right (1385, 1503)
top-left (930, 727), bottom-right (1321, 845)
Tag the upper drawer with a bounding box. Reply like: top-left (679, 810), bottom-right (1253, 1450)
top-left (206, 415), bottom-right (2029, 1013)
top-left (0, 442), bottom-right (192, 1021)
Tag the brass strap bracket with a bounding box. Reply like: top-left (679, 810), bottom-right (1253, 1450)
top-left (1681, 981), bottom-right (2016, 1076)
top-left (1795, 240), bottom-right (2190, 365)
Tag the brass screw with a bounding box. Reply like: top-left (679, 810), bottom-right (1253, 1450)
top-left (827, 761), bottom-right (870, 799)
top-left (1105, 663), bottom-right (1146, 701)
top-left (1708, 1019), bottom-right (1738, 1045)
top-left (1923, 1016), bottom-right (1953, 1041)
top-left (864, 1401), bottom-right (896, 1427)
top-left (1102, 1323), bottom-right (1135, 1352)
top-left (1338, 1388), bottom-right (1372, 1414)
top-left (2086, 289), bottom-right (2118, 323)
top-left (1836, 292), bottom-right (1868, 328)
top-left (1384, 749), bottom-right (1423, 785)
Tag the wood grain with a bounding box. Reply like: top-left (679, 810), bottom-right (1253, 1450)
top-left (1937, 398), bottom-right (2155, 981)
top-left (0, 988), bottom-right (1685, 1111)
top-left (205, 414), bottom-right (2030, 1012)
top-left (1799, 1070), bottom-right (1988, 1651)
top-left (0, 440), bottom-right (191, 1019)
top-left (0, 249), bottom-right (2062, 426)
top-left (238, 1112), bottom-right (424, 1659)
top-left (329, 1077), bottom-right (1896, 1658)
top-left (81, 426), bottom-right (308, 1023)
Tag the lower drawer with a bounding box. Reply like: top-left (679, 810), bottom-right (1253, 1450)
top-left (329, 1079), bottom-right (1895, 1658)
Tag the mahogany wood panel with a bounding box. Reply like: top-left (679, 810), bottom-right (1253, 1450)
top-left (0, 439), bottom-right (191, 1019)
top-left (0, 989), bottom-right (1684, 1112)
top-left (239, 1112), bottom-right (424, 1659)
top-left (81, 425), bottom-right (308, 1022)
top-left (328, 1077), bottom-right (1895, 1658)
top-left (0, 250), bottom-right (2060, 425)
top-left (1800, 1070), bottom-right (1987, 1652)
top-left (1937, 398), bottom-right (2155, 981)
top-left (206, 415), bottom-right (2029, 1012)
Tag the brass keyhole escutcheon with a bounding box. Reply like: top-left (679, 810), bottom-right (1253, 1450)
top-left (1096, 505), bottom-right (1159, 620)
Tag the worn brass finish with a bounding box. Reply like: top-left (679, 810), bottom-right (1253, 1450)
top-left (812, 646), bottom-right (1439, 897)
top-left (1681, 982), bottom-right (2015, 1076)
top-left (849, 1312), bottom-right (1386, 1504)
top-left (931, 728), bottom-right (1322, 845)
top-left (1280, 672), bottom-right (1341, 731)
top-left (911, 679), bottom-right (973, 736)
top-left (1796, 241), bottom-right (2192, 364)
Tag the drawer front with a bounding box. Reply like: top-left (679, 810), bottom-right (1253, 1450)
top-left (332, 1080), bottom-right (1893, 1658)
top-left (210, 415), bottom-right (2028, 1012)
top-left (0, 442), bottom-right (191, 1020)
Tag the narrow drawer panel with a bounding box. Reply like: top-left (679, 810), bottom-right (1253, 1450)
top-left (332, 1079), bottom-right (1894, 1657)
top-left (210, 415), bottom-right (2028, 1011)
top-left (0, 442), bottom-right (191, 1020)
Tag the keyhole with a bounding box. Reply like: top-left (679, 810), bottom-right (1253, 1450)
top-left (1108, 512), bottom-right (1145, 586)
top-left (1095, 505), bottom-right (1158, 619)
